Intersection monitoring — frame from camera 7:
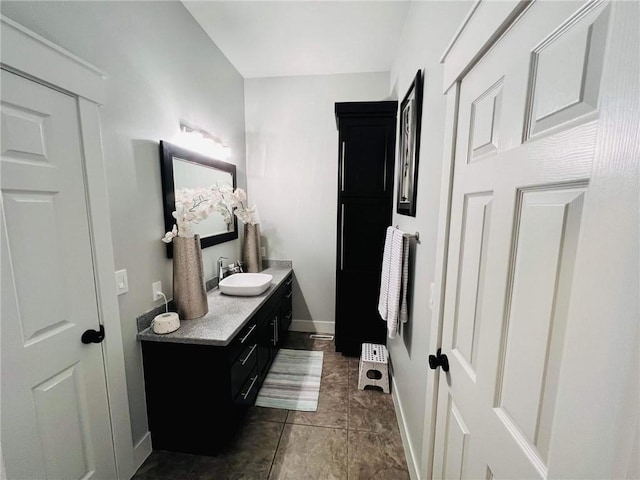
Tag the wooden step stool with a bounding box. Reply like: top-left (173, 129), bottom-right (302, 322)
top-left (358, 343), bottom-right (390, 393)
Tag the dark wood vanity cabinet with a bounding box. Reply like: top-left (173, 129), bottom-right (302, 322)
top-left (334, 102), bottom-right (397, 356)
top-left (140, 273), bottom-right (293, 455)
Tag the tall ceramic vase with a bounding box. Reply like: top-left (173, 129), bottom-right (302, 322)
top-left (173, 235), bottom-right (208, 319)
top-left (243, 223), bottom-right (262, 273)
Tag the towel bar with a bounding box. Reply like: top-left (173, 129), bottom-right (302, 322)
top-left (394, 226), bottom-right (420, 242)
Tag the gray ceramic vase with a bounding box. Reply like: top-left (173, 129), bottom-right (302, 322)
top-left (173, 235), bottom-right (208, 319)
top-left (243, 223), bottom-right (262, 273)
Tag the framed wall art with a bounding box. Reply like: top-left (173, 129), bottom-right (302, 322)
top-left (397, 69), bottom-right (423, 217)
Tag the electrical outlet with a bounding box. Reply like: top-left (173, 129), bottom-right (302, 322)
top-left (152, 281), bottom-right (163, 301)
top-left (115, 269), bottom-right (128, 295)
top-left (261, 246), bottom-right (266, 258)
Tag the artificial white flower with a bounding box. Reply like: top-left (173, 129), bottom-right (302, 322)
top-left (234, 204), bottom-right (259, 225)
top-left (161, 224), bottom-right (178, 243)
top-left (218, 184), bottom-right (233, 195)
top-left (229, 187), bottom-right (247, 208)
top-left (161, 183), bottom-right (258, 242)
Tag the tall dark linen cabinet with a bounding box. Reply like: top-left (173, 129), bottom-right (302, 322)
top-left (334, 101), bottom-right (397, 356)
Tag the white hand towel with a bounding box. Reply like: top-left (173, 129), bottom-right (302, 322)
top-left (378, 227), bottom-right (394, 320)
top-left (378, 227), bottom-right (404, 338)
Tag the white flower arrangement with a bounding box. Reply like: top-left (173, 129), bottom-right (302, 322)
top-left (162, 185), bottom-right (258, 243)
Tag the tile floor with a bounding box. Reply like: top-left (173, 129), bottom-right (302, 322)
top-left (133, 332), bottom-right (409, 480)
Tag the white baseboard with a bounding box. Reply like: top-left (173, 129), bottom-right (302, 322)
top-left (392, 376), bottom-right (421, 480)
top-left (132, 432), bottom-right (152, 474)
top-left (289, 319), bottom-right (335, 334)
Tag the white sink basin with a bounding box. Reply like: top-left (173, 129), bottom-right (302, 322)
top-left (219, 273), bottom-right (273, 296)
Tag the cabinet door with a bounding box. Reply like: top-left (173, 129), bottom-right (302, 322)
top-left (338, 118), bottom-right (395, 197)
top-left (257, 304), bottom-right (279, 377)
top-left (269, 309), bottom-right (279, 357)
top-left (336, 196), bottom-right (391, 354)
top-left (337, 197), bottom-right (391, 273)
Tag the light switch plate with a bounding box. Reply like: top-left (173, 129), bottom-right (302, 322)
top-left (115, 269), bottom-right (129, 295)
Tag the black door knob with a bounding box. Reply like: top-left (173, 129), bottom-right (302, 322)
top-left (81, 325), bottom-right (105, 344)
top-left (428, 349), bottom-right (449, 372)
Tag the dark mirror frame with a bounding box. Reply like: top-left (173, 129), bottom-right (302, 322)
top-left (159, 140), bottom-right (238, 258)
top-left (397, 69), bottom-right (424, 217)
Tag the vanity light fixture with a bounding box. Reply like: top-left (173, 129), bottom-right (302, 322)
top-left (173, 122), bottom-right (232, 159)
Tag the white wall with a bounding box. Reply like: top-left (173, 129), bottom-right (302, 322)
top-left (1, 0), bottom-right (246, 452)
top-left (244, 73), bottom-right (390, 332)
top-left (387, 2), bottom-right (472, 477)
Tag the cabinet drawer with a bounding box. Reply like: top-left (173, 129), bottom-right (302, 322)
top-left (282, 275), bottom-right (293, 330)
top-left (283, 275), bottom-right (293, 296)
top-left (228, 317), bottom-right (258, 363)
top-left (234, 366), bottom-right (259, 406)
top-left (231, 341), bottom-right (258, 399)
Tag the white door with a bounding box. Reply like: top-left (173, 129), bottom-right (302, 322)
top-left (433, 1), bottom-right (639, 479)
top-left (1, 69), bottom-right (117, 479)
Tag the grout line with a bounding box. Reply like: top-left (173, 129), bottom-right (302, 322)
top-left (258, 418), bottom-right (288, 424)
top-left (284, 421), bottom-right (348, 431)
top-left (267, 411), bottom-right (288, 479)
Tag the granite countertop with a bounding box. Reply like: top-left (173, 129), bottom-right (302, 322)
top-left (136, 265), bottom-right (292, 346)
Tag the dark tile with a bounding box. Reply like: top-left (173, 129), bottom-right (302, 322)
top-left (349, 388), bottom-right (398, 434)
top-left (190, 420), bottom-right (284, 480)
top-left (310, 338), bottom-right (339, 353)
top-left (321, 353), bottom-right (349, 387)
top-left (269, 424), bottom-right (347, 480)
top-left (348, 357), bottom-right (360, 390)
top-left (132, 450), bottom-right (198, 479)
top-left (286, 382), bottom-right (348, 429)
top-left (184, 455), bottom-right (228, 480)
top-left (348, 429), bottom-right (409, 480)
top-left (245, 405), bottom-right (289, 424)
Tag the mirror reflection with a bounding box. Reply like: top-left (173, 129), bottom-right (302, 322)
top-left (172, 157), bottom-right (234, 237)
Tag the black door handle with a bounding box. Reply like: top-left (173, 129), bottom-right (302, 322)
top-left (81, 325), bottom-right (105, 344)
top-left (428, 349), bottom-right (449, 372)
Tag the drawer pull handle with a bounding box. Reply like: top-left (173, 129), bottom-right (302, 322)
top-left (239, 324), bottom-right (256, 344)
top-left (286, 312), bottom-right (293, 320)
top-left (286, 278), bottom-right (293, 286)
top-left (286, 291), bottom-right (293, 299)
top-left (242, 375), bottom-right (258, 400)
top-left (273, 316), bottom-right (278, 346)
top-left (241, 344), bottom-right (257, 366)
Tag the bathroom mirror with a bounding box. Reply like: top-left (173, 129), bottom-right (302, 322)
top-left (160, 141), bottom-right (238, 258)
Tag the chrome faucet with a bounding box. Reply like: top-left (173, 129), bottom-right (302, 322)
top-left (218, 256), bottom-right (229, 281)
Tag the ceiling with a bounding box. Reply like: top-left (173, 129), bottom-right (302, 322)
top-left (182, 1), bottom-right (411, 79)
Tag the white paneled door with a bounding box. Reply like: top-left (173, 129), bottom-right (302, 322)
top-left (433, 1), bottom-right (638, 479)
top-left (1, 69), bottom-right (117, 479)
